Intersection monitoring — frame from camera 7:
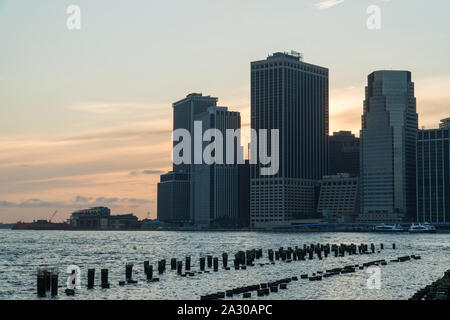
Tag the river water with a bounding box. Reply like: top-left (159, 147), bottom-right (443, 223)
top-left (0, 229), bottom-right (448, 300)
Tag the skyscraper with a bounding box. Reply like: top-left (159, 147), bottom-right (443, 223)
top-left (157, 93), bottom-right (218, 224)
top-left (193, 106), bottom-right (241, 227)
top-left (329, 131), bottom-right (360, 175)
top-left (359, 71), bottom-right (418, 222)
top-left (416, 125), bottom-right (450, 223)
top-left (250, 51), bottom-right (329, 227)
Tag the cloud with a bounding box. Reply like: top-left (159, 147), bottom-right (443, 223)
top-left (315, 0), bottom-right (345, 10)
top-left (0, 196), bottom-right (151, 209)
top-left (68, 101), bottom-right (159, 114)
top-left (95, 197), bottom-right (119, 204)
top-left (142, 169), bottom-right (164, 175)
top-left (130, 169), bottom-right (164, 176)
top-left (0, 199), bottom-right (63, 208)
top-left (75, 195), bottom-right (92, 203)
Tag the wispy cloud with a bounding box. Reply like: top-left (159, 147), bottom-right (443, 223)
top-left (68, 101), bottom-right (166, 114)
top-left (130, 169), bottom-right (164, 175)
top-left (315, 0), bottom-right (345, 10)
top-left (0, 196), bottom-right (152, 209)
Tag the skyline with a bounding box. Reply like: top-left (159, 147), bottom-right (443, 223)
top-left (1, 0), bottom-right (450, 222)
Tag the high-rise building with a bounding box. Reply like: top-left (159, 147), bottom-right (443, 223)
top-left (238, 160), bottom-right (251, 227)
top-left (250, 51), bottom-right (329, 227)
top-left (157, 171), bottom-right (190, 223)
top-left (193, 106), bottom-right (241, 227)
top-left (416, 126), bottom-right (450, 222)
top-left (157, 93), bottom-right (218, 224)
top-left (172, 93), bottom-right (219, 222)
top-left (329, 131), bottom-right (360, 175)
top-left (359, 71), bottom-right (418, 222)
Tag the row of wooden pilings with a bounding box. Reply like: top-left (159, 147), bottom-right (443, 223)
top-left (201, 253), bottom-right (426, 300)
top-left (36, 242), bottom-right (395, 297)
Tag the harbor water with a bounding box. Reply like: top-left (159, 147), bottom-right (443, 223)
top-left (0, 229), bottom-right (449, 300)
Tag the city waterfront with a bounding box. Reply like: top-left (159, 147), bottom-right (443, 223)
top-left (1, 229), bottom-right (448, 300)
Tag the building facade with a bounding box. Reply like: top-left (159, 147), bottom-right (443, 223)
top-left (317, 173), bottom-right (359, 222)
top-left (439, 117), bottom-right (450, 129)
top-left (329, 131), bottom-right (360, 175)
top-left (193, 106), bottom-right (241, 227)
top-left (416, 126), bottom-right (450, 222)
top-left (250, 51), bottom-right (329, 227)
top-left (157, 171), bottom-right (190, 223)
top-left (238, 160), bottom-right (251, 227)
top-left (70, 207), bottom-right (140, 230)
top-left (157, 93), bottom-right (218, 224)
top-left (359, 71), bottom-right (418, 222)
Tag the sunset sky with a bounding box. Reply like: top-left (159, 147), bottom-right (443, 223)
top-left (1, 0), bottom-right (449, 223)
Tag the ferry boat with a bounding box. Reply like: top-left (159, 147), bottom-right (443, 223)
top-left (373, 224), bottom-right (405, 232)
top-left (408, 223), bottom-right (436, 233)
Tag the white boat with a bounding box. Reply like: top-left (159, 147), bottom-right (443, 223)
top-left (373, 224), bottom-right (405, 232)
top-left (408, 223), bottom-right (436, 233)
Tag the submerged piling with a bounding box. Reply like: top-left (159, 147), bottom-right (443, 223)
top-left (200, 257), bottom-right (206, 271)
top-left (213, 257), bottom-right (219, 272)
top-left (87, 268), bottom-right (95, 289)
top-left (207, 255), bottom-right (213, 268)
top-left (101, 269), bottom-right (110, 288)
top-left (37, 269), bottom-right (46, 297)
top-left (177, 261), bottom-right (182, 275)
top-left (50, 271), bottom-right (58, 296)
top-left (185, 256), bottom-right (191, 271)
top-left (222, 253), bottom-right (228, 268)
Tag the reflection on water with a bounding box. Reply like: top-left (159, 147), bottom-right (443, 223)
top-left (0, 230), bottom-right (449, 300)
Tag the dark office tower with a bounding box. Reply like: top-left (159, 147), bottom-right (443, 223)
top-left (416, 126), bottom-right (450, 223)
top-left (174, 93), bottom-right (218, 222)
top-left (250, 51), bottom-right (329, 227)
top-left (157, 172), bottom-right (190, 223)
top-left (359, 71), bottom-right (418, 222)
top-left (157, 93), bottom-right (218, 224)
top-left (329, 131), bottom-right (360, 175)
top-left (238, 160), bottom-right (251, 227)
top-left (193, 106), bottom-right (241, 227)
top-left (172, 93), bottom-right (218, 174)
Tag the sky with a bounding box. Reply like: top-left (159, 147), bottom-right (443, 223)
top-left (0, 0), bottom-right (449, 223)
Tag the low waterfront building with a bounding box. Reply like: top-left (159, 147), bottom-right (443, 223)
top-left (317, 173), bottom-right (359, 222)
top-left (69, 207), bottom-right (140, 230)
top-left (157, 171), bottom-right (190, 224)
top-left (416, 125), bottom-right (450, 223)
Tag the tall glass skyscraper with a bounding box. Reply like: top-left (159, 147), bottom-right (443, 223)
top-left (359, 71), bottom-right (418, 222)
top-left (416, 126), bottom-right (450, 223)
top-left (194, 106), bottom-right (241, 227)
top-left (250, 52), bottom-right (329, 227)
top-left (157, 93), bottom-right (218, 224)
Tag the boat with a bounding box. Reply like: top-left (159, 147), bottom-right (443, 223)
top-left (408, 223), bottom-right (436, 233)
top-left (373, 224), bottom-right (405, 232)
